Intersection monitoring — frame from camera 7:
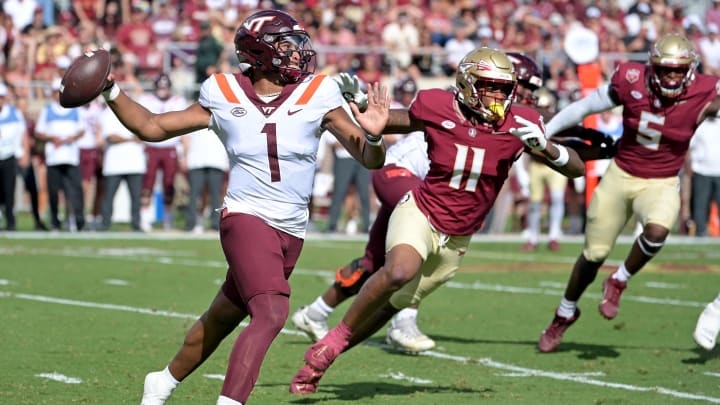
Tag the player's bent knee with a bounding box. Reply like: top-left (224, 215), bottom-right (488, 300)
top-left (382, 264), bottom-right (418, 291)
top-left (637, 232), bottom-right (665, 257)
top-left (248, 293), bottom-right (289, 326)
top-left (584, 247), bottom-right (610, 263)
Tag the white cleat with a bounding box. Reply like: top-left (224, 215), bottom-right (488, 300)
top-left (694, 302), bottom-right (720, 351)
top-left (291, 306), bottom-right (329, 342)
top-left (141, 371), bottom-right (175, 405)
top-left (386, 318), bottom-right (436, 353)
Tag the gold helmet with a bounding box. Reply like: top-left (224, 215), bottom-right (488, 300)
top-left (648, 33), bottom-right (698, 98)
top-left (534, 87), bottom-right (556, 109)
top-left (456, 48), bottom-right (517, 123)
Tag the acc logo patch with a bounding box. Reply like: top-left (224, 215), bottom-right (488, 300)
top-left (630, 90), bottom-right (643, 100)
top-left (231, 107), bottom-right (247, 117)
top-left (626, 68), bottom-right (640, 84)
top-left (441, 120), bottom-right (456, 129)
top-left (715, 80), bottom-right (720, 95)
top-left (398, 192), bottom-right (411, 205)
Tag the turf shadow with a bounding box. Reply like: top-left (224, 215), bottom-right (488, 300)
top-left (681, 347), bottom-right (719, 365)
top-left (286, 381), bottom-right (493, 403)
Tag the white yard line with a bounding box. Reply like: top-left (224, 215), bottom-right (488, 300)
top-left (0, 246), bottom-right (709, 308)
top-left (378, 371), bottom-right (433, 384)
top-left (35, 372), bottom-right (82, 384)
top-left (2, 291), bottom-right (719, 403)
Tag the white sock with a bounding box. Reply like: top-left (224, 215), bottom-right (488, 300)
top-left (307, 296), bottom-right (333, 321)
top-left (392, 307), bottom-right (419, 328)
top-left (557, 298), bottom-right (577, 319)
top-left (611, 263), bottom-right (632, 282)
top-left (163, 366), bottom-right (179, 387)
top-left (711, 294), bottom-right (720, 309)
top-left (394, 307), bottom-right (418, 322)
top-left (217, 395), bottom-right (242, 405)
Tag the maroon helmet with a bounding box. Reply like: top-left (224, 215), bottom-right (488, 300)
top-left (507, 52), bottom-right (542, 105)
top-left (234, 10), bottom-right (317, 84)
top-left (392, 76), bottom-right (417, 101)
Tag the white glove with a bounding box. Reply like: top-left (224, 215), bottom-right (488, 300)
top-left (336, 73), bottom-right (368, 112)
top-left (509, 116), bottom-right (547, 151)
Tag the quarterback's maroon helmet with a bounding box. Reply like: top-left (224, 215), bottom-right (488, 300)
top-left (507, 52), bottom-right (543, 90)
top-left (234, 10), bottom-right (316, 84)
top-left (507, 52), bottom-right (543, 105)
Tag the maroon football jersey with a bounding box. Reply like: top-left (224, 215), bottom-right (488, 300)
top-left (610, 62), bottom-right (719, 178)
top-left (409, 89), bottom-right (541, 235)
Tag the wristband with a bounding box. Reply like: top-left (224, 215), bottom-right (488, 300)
top-left (365, 134), bottom-right (382, 146)
top-left (102, 82), bottom-right (121, 102)
top-left (550, 144), bottom-right (569, 166)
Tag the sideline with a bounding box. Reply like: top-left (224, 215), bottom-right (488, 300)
top-left (3, 230), bottom-right (720, 245)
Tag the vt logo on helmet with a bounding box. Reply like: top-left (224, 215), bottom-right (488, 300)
top-left (234, 10), bottom-right (317, 84)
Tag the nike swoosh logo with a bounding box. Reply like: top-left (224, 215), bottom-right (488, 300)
top-left (288, 109), bottom-right (302, 115)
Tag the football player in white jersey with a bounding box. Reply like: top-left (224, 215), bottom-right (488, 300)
top-left (99, 10), bottom-right (389, 405)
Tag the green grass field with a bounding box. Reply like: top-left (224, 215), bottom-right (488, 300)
top-left (1, 232), bottom-right (719, 404)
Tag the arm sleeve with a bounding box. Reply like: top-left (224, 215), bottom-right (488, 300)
top-left (545, 84), bottom-right (618, 138)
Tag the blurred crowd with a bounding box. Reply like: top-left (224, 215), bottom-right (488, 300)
top-left (0, 0), bottom-right (719, 235)
top-left (3, 1), bottom-right (720, 107)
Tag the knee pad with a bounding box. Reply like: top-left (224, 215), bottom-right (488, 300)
top-left (637, 233), bottom-right (664, 257)
top-left (334, 258), bottom-right (372, 296)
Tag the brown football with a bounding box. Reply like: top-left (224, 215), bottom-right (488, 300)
top-left (59, 49), bottom-right (112, 108)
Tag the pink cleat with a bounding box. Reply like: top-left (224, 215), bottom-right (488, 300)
top-left (599, 276), bottom-right (627, 320)
top-left (289, 327), bottom-right (348, 395)
top-left (290, 364), bottom-right (324, 394)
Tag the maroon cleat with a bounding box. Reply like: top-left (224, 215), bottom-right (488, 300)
top-left (599, 276), bottom-right (627, 320)
top-left (548, 240), bottom-right (560, 251)
top-left (538, 308), bottom-right (581, 353)
top-left (522, 242), bottom-right (537, 252)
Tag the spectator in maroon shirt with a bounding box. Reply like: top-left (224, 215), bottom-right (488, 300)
top-left (115, 1), bottom-right (155, 74)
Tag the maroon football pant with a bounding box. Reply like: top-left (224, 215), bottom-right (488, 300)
top-left (218, 210), bottom-right (304, 402)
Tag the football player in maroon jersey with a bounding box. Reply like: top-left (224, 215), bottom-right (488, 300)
top-left (290, 47), bottom-right (586, 395)
top-left (538, 33), bottom-right (720, 353)
top-left (291, 74), bottom-right (436, 353)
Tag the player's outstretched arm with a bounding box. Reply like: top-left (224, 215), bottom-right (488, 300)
top-left (545, 84), bottom-right (618, 137)
top-left (102, 74), bottom-right (210, 142)
top-left (510, 116), bottom-right (585, 178)
top-left (349, 81), bottom-right (391, 137)
top-left (323, 81), bottom-right (390, 170)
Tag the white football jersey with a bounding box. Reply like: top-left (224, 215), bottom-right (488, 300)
top-left (199, 72), bottom-right (343, 238)
top-left (384, 132), bottom-right (429, 179)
